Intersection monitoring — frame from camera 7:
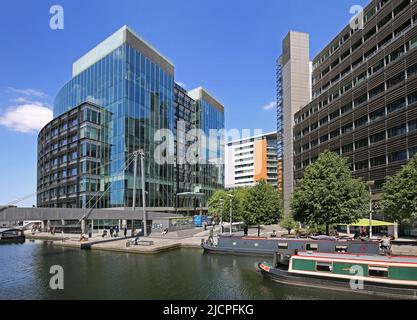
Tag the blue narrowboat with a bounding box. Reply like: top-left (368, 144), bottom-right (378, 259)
top-left (202, 235), bottom-right (380, 264)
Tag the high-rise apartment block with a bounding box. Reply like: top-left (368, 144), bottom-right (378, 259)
top-left (225, 132), bottom-right (281, 189)
top-left (279, 0), bottom-right (417, 227)
top-left (277, 32), bottom-right (312, 214)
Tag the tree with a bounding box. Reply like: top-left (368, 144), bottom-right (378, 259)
top-left (381, 155), bottom-right (417, 223)
top-left (208, 188), bottom-right (248, 223)
top-left (243, 180), bottom-right (282, 236)
top-left (208, 190), bottom-right (228, 221)
top-left (280, 216), bottom-right (298, 235)
top-left (291, 150), bottom-right (369, 235)
top-left (228, 187), bottom-right (249, 223)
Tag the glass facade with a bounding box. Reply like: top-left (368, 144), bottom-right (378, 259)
top-left (276, 56), bottom-right (283, 159)
top-left (53, 43), bottom-right (175, 208)
top-left (276, 56), bottom-right (284, 191)
top-left (174, 83), bottom-right (197, 197)
top-left (38, 27), bottom-right (225, 211)
top-left (196, 96), bottom-right (225, 200)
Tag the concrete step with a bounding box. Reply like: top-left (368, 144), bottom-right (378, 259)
top-left (81, 236), bottom-right (130, 249)
top-left (149, 228), bottom-right (208, 239)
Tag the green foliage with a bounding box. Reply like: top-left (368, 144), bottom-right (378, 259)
top-left (242, 180), bottom-right (282, 226)
top-left (381, 155), bottom-right (417, 223)
top-left (208, 188), bottom-right (249, 222)
top-left (228, 187), bottom-right (249, 222)
top-left (291, 150), bottom-right (369, 235)
top-left (208, 181), bottom-right (283, 228)
top-left (280, 216), bottom-right (298, 234)
top-left (208, 190), bottom-right (228, 217)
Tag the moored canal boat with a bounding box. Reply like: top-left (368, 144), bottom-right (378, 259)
top-left (259, 252), bottom-right (417, 299)
top-left (202, 235), bottom-right (380, 264)
top-left (0, 228), bottom-right (25, 244)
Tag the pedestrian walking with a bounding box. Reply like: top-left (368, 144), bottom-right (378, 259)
top-left (124, 227), bottom-right (127, 237)
top-left (244, 225), bottom-right (248, 236)
top-left (134, 230), bottom-right (140, 245)
top-left (110, 227), bottom-right (114, 238)
top-left (115, 225), bottom-right (119, 237)
top-left (209, 229), bottom-right (214, 245)
top-left (380, 235), bottom-right (392, 255)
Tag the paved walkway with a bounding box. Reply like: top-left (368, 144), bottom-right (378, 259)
top-left (86, 235), bottom-right (203, 254)
top-left (25, 229), bottom-right (417, 256)
top-left (25, 231), bottom-right (107, 243)
top-left (392, 245), bottom-right (417, 256)
top-left (25, 229), bottom-right (207, 254)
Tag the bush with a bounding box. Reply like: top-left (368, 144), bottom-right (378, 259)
top-left (280, 216), bottom-right (298, 235)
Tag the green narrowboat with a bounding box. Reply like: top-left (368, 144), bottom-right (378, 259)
top-left (259, 252), bottom-right (417, 299)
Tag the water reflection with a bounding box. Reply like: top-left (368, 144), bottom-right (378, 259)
top-left (0, 241), bottom-right (372, 300)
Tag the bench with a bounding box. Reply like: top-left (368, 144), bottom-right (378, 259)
top-left (126, 240), bottom-right (154, 248)
top-left (136, 240), bottom-right (154, 246)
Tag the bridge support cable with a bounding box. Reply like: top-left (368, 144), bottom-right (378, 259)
top-left (2, 151), bottom-right (140, 208)
top-left (77, 152), bottom-right (137, 232)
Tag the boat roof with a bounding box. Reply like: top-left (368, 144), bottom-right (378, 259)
top-left (0, 228), bottom-right (21, 233)
top-left (296, 252), bottom-right (417, 265)
top-left (231, 236), bottom-right (379, 243)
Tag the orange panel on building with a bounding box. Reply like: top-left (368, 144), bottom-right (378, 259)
top-left (254, 138), bottom-right (267, 182)
top-left (277, 159), bottom-right (283, 192)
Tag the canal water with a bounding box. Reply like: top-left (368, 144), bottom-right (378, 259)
top-left (0, 240), bottom-right (368, 300)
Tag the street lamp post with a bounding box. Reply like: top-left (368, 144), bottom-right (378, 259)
top-left (139, 149), bottom-right (147, 237)
top-left (132, 151), bottom-right (139, 237)
top-left (228, 194), bottom-right (234, 236)
top-left (219, 199), bottom-right (224, 232)
top-left (367, 181), bottom-right (375, 239)
top-left (132, 149), bottom-right (148, 237)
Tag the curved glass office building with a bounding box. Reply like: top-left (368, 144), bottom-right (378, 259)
top-left (37, 26), bottom-right (225, 211)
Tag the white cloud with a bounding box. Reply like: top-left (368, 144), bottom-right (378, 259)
top-left (12, 97), bottom-right (29, 104)
top-left (0, 103), bottom-right (53, 133)
top-left (262, 101), bottom-right (276, 111)
top-left (6, 87), bottom-right (46, 98)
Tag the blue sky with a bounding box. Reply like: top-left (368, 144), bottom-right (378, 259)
top-left (0, 0), bottom-right (369, 206)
